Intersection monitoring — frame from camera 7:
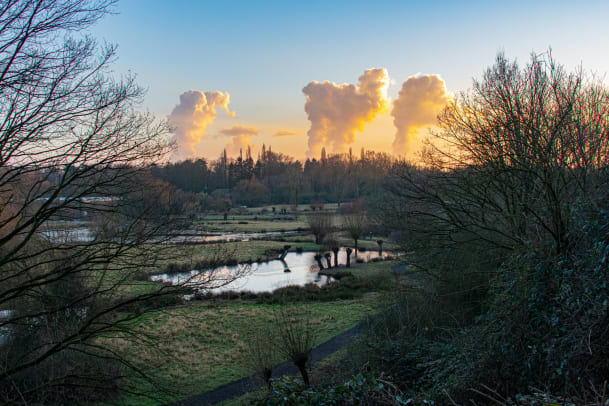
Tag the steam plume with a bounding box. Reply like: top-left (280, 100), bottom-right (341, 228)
top-left (169, 90), bottom-right (235, 160)
top-left (391, 75), bottom-right (449, 155)
top-left (303, 68), bottom-right (389, 158)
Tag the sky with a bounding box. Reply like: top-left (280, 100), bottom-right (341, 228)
top-left (92, 0), bottom-right (609, 161)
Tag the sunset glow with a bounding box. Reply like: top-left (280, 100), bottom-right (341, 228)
top-left (91, 0), bottom-right (609, 161)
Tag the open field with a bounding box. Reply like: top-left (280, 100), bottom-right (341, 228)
top-left (245, 203), bottom-right (339, 214)
top-left (195, 219), bottom-right (307, 233)
top-left (113, 297), bottom-right (387, 405)
top-left (158, 239), bottom-right (319, 267)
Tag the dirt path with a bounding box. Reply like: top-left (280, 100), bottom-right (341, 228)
top-left (167, 324), bottom-right (362, 406)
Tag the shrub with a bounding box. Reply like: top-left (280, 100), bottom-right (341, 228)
top-left (479, 212), bottom-right (609, 395)
top-left (248, 372), bottom-right (408, 405)
top-left (164, 263), bottom-right (191, 274)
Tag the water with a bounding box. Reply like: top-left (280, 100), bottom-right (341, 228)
top-left (0, 310), bottom-right (15, 346)
top-left (166, 230), bottom-right (298, 243)
top-left (40, 225), bottom-right (297, 244)
top-left (40, 227), bottom-right (94, 243)
top-left (151, 250), bottom-right (391, 293)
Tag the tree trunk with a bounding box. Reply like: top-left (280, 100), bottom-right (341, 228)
top-left (346, 248), bottom-right (352, 267)
top-left (314, 254), bottom-right (324, 270)
top-left (263, 367), bottom-right (272, 390)
top-left (295, 360), bottom-right (310, 386)
top-left (332, 247), bottom-right (339, 267)
top-left (324, 253), bottom-right (332, 268)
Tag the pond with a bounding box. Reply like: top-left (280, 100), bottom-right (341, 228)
top-left (150, 249), bottom-right (392, 293)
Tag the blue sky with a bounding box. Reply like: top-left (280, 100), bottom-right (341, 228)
top-left (92, 0), bottom-right (609, 160)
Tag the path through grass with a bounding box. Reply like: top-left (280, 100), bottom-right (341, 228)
top-left (112, 296), bottom-right (386, 405)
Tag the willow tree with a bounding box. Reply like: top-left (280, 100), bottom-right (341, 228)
top-left (340, 199), bottom-right (368, 254)
top-left (306, 211), bottom-right (333, 245)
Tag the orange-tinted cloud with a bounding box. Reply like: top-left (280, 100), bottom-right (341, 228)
top-left (219, 125), bottom-right (258, 157)
top-left (391, 75), bottom-right (449, 156)
top-left (303, 68), bottom-right (389, 158)
top-left (168, 90), bottom-right (235, 160)
top-left (272, 129), bottom-right (300, 137)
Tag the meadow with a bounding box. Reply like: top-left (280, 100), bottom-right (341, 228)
top-left (106, 208), bottom-right (403, 405)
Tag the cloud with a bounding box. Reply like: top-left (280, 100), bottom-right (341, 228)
top-left (219, 125), bottom-right (258, 137)
top-left (219, 125), bottom-right (258, 157)
top-left (391, 74), bottom-right (449, 156)
top-left (302, 68), bottom-right (389, 158)
top-left (272, 129), bottom-right (300, 137)
top-left (168, 90), bottom-right (235, 160)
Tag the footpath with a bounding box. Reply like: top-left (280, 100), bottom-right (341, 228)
top-left (168, 324), bottom-right (361, 406)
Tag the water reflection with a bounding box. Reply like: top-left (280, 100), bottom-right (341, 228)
top-left (40, 224), bottom-right (297, 244)
top-left (40, 227), bottom-right (93, 243)
top-left (166, 230), bottom-right (298, 243)
top-left (151, 250), bottom-right (391, 293)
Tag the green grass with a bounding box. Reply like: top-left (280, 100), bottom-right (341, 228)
top-left (246, 203), bottom-right (339, 214)
top-left (215, 390), bottom-right (262, 406)
top-left (111, 297), bottom-right (385, 405)
top-left (197, 219), bottom-right (307, 233)
top-left (158, 240), bottom-right (319, 268)
top-left (106, 259), bottom-right (404, 405)
top-left (332, 232), bottom-right (400, 251)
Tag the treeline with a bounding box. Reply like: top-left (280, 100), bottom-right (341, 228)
top-left (150, 146), bottom-right (394, 208)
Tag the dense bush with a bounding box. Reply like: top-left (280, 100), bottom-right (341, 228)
top-left (479, 207), bottom-right (609, 396)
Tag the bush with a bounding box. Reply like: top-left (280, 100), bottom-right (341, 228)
top-left (248, 372), bottom-right (408, 405)
top-left (478, 209), bottom-right (609, 396)
top-left (131, 270), bottom-right (151, 281)
top-left (164, 262), bottom-right (191, 274)
top-left (359, 206), bottom-right (609, 404)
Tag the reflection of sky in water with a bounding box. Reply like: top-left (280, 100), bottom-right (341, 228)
top-left (40, 227), bottom-right (93, 242)
top-left (151, 250), bottom-right (390, 293)
top-left (40, 225), bottom-right (297, 244)
top-left (166, 231), bottom-right (298, 243)
top-left (37, 223), bottom-right (392, 293)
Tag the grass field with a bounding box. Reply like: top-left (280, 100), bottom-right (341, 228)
top-left (245, 203), bottom-right (339, 214)
top-left (158, 240), bottom-right (320, 268)
top-left (196, 219), bottom-right (307, 233)
top-left (113, 297), bottom-right (387, 405)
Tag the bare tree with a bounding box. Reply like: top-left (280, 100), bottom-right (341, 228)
top-left (274, 305), bottom-right (317, 386)
top-left (341, 199), bottom-right (368, 254)
top-left (243, 325), bottom-right (280, 390)
top-left (306, 212), bottom-right (333, 245)
top-left (0, 1), bottom-right (244, 404)
top-left (384, 52), bottom-right (609, 258)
